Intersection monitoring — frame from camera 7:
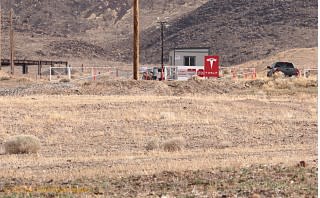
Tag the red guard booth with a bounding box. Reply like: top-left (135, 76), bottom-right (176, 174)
top-left (204, 56), bottom-right (220, 78)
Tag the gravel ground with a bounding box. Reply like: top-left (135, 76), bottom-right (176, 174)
top-left (0, 78), bottom-right (316, 96)
top-left (0, 83), bottom-right (79, 96)
top-left (0, 78), bottom-right (317, 197)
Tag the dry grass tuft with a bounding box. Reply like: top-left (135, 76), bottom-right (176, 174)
top-left (262, 77), bottom-right (317, 90)
top-left (190, 75), bottom-right (205, 81)
top-left (145, 139), bottom-right (159, 151)
top-left (59, 78), bottom-right (71, 83)
top-left (273, 78), bottom-right (295, 89)
top-left (0, 144), bottom-right (5, 155)
top-left (293, 78), bottom-right (317, 88)
top-left (250, 194), bottom-right (261, 198)
top-left (0, 76), bottom-right (10, 81)
top-left (218, 141), bottom-right (233, 149)
top-left (272, 72), bottom-right (285, 79)
top-left (160, 112), bottom-right (176, 120)
top-left (162, 137), bottom-right (186, 152)
top-left (83, 81), bottom-right (92, 86)
top-left (4, 135), bottom-right (41, 154)
top-left (17, 77), bottom-right (33, 83)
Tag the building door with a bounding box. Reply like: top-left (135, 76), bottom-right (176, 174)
top-left (184, 56), bottom-right (196, 66)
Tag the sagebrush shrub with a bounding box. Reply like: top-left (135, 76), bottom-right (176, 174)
top-left (145, 139), bottom-right (159, 151)
top-left (4, 135), bottom-right (41, 154)
top-left (59, 78), bottom-right (70, 83)
top-left (162, 137), bottom-right (186, 152)
top-left (0, 76), bottom-right (10, 81)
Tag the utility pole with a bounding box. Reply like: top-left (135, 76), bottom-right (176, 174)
top-left (9, 8), bottom-right (14, 75)
top-left (157, 20), bottom-right (168, 81)
top-left (0, 5), bottom-right (2, 71)
top-left (161, 23), bottom-right (164, 80)
top-left (133, 0), bottom-right (139, 80)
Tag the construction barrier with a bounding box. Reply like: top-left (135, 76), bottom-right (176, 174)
top-left (48, 65), bottom-right (259, 82)
top-left (164, 66), bottom-right (204, 81)
top-left (140, 66), bottom-right (257, 81)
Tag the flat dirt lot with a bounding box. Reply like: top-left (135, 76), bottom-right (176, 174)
top-left (0, 77), bottom-right (317, 197)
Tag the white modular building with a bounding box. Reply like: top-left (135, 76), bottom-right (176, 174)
top-left (169, 47), bottom-right (211, 66)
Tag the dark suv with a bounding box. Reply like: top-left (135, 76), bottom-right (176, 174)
top-left (267, 62), bottom-right (299, 77)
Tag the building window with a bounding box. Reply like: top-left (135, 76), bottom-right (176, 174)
top-left (184, 56), bottom-right (196, 66)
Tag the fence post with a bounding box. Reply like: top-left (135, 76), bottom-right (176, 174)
top-left (254, 68), bottom-right (257, 79)
top-left (164, 66), bottom-right (167, 80)
top-left (253, 68), bottom-right (257, 79)
top-left (49, 66), bottom-right (52, 82)
top-left (232, 67), bottom-right (237, 80)
top-left (40, 62), bottom-right (42, 79)
top-left (91, 67), bottom-right (94, 80)
top-left (68, 66), bottom-right (71, 80)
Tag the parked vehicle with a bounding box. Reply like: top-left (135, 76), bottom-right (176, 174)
top-left (267, 62), bottom-right (299, 77)
top-left (141, 67), bottom-right (161, 80)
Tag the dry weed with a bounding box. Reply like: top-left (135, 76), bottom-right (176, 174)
top-left (218, 141), bottom-right (233, 149)
top-left (145, 139), bottom-right (159, 151)
top-left (273, 78), bottom-right (294, 89)
top-left (162, 137), bottom-right (186, 152)
top-left (160, 112), bottom-right (176, 120)
top-left (294, 78), bottom-right (317, 88)
top-left (272, 72), bottom-right (285, 79)
top-left (17, 77), bottom-right (33, 83)
top-left (59, 78), bottom-right (70, 83)
top-left (262, 77), bottom-right (317, 90)
top-left (250, 194), bottom-right (261, 198)
top-left (0, 144), bottom-right (5, 155)
top-left (190, 75), bottom-right (205, 81)
top-left (83, 81), bottom-right (92, 86)
top-left (4, 135), bottom-right (41, 154)
top-left (0, 76), bottom-right (10, 81)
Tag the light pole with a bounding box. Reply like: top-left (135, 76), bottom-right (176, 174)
top-left (157, 19), bottom-right (168, 81)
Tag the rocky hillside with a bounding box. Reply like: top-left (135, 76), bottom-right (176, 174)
top-left (0, 0), bottom-right (317, 67)
top-left (235, 47), bottom-right (318, 72)
top-left (111, 0), bottom-right (317, 66)
top-left (1, 0), bottom-right (207, 36)
top-left (0, 0), bottom-right (208, 60)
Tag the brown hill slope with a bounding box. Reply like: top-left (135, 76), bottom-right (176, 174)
top-left (0, 0), bottom-right (208, 60)
top-left (2, 0), bottom-right (207, 36)
top-left (0, 0), bottom-right (317, 67)
top-left (109, 0), bottom-right (317, 66)
top-left (235, 47), bottom-right (318, 72)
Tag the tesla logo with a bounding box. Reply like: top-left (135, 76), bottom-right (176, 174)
top-left (204, 56), bottom-right (220, 78)
top-left (206, 58), bottom-right (217, 69)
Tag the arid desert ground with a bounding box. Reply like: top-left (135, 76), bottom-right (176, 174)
top-left (0, 74), bottom-right (317, 197)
